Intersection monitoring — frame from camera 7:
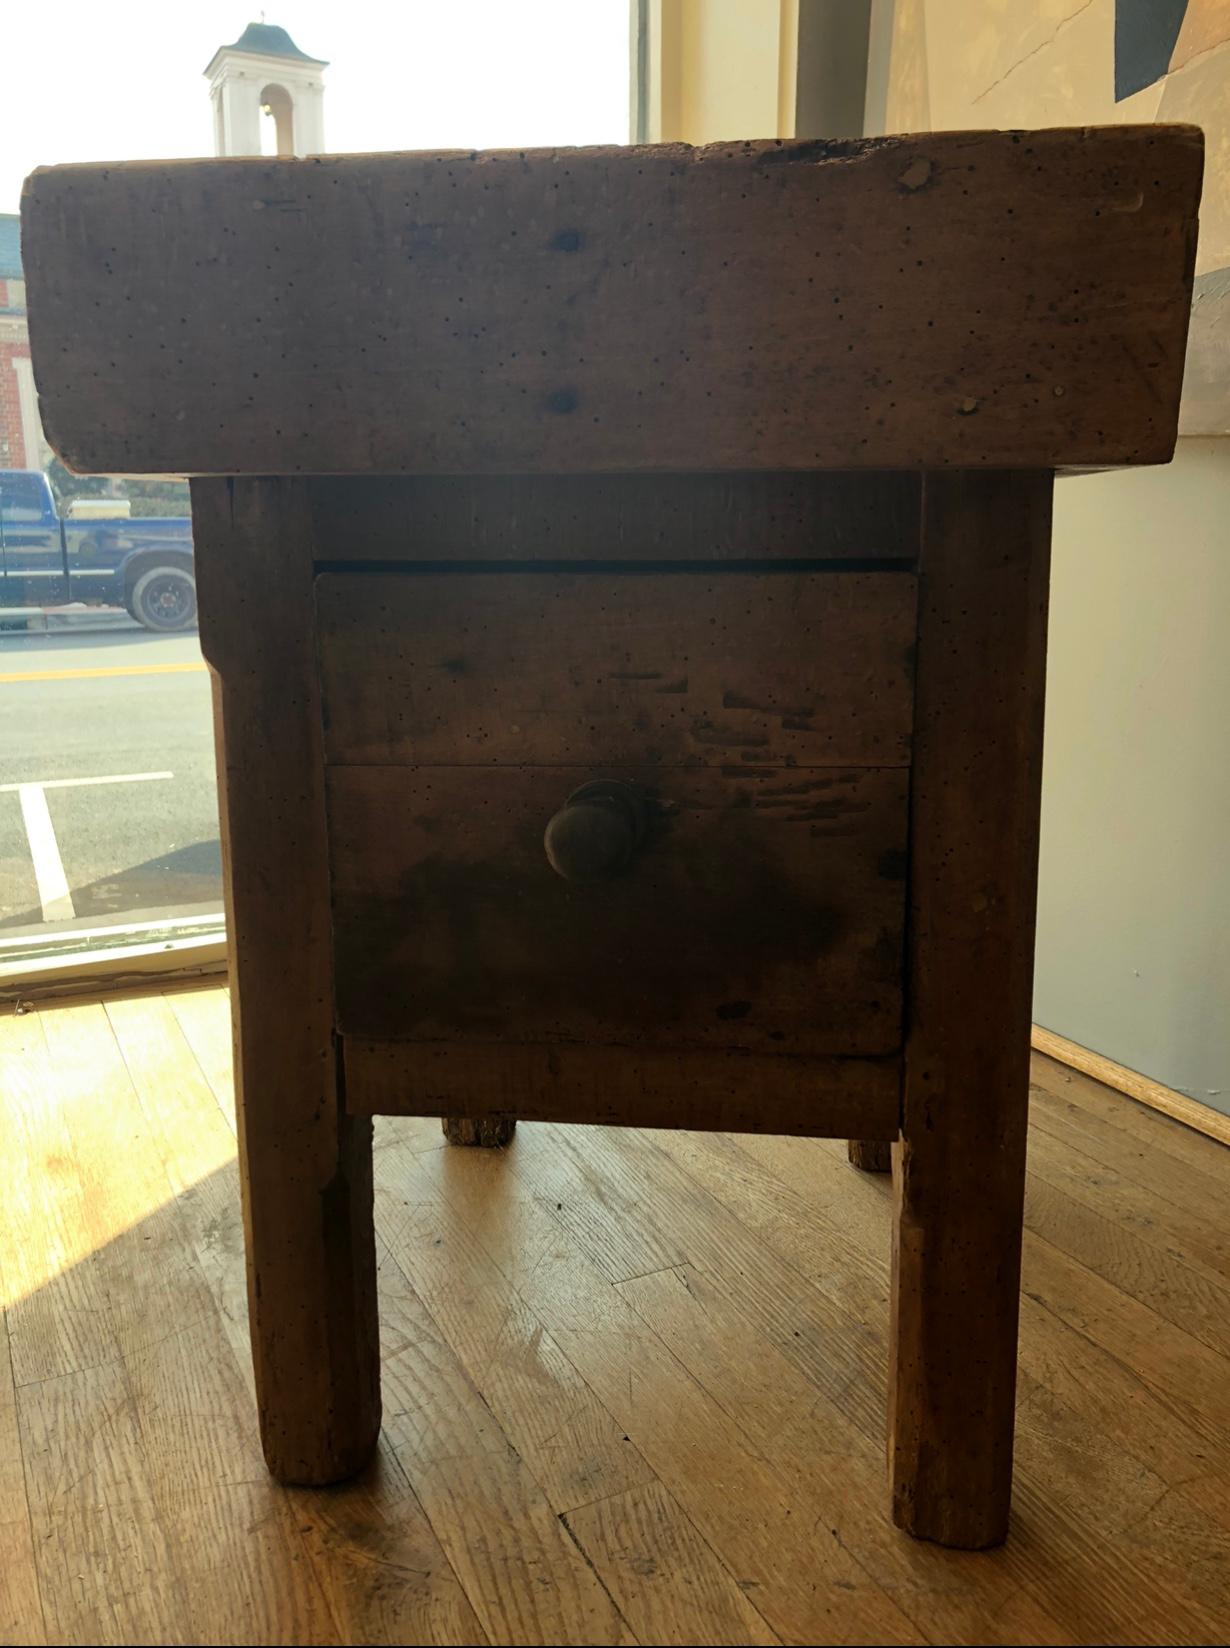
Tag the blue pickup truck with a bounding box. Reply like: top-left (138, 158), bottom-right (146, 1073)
top-left (0, 469), bottom-right (195, 630)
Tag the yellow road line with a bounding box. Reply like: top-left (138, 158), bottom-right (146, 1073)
top-left (0, 662), bottom-right (207, 684)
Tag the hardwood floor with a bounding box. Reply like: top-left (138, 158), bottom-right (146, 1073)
top-left (2, 986), bottom-right (1229, 1645)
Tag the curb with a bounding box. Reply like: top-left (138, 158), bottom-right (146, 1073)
top-left (0, 605), bottom-right (137, 634)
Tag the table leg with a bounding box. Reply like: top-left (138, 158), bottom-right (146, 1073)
top-left (889, 470), bottom-right (1051, 1548)
top-left (195, 478), bottom-right (381, 1485)
top-left (443, 1117), bottom-right (517, 1146)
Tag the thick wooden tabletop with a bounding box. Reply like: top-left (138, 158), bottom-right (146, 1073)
top-left (22, 127), bottom-right (1201, 476)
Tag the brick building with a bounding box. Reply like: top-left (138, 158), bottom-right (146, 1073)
top-left (0, 214), bottom-right (43, 469)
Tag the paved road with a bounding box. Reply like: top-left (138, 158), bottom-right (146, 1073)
top-left (0, 618), bottom-right (221, 950)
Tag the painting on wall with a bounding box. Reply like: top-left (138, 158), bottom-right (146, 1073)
top-left (871, 0), bottom-right (1229, 434)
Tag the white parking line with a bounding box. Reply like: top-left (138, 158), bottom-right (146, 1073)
top-left (4, 770), bottom-right (175, 924)
top-left (17, 785), bottom-right (75, 922)
top-left (0, 770), bottom-right (173, 794)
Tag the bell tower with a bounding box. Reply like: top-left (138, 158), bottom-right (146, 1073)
top-left (206, 20), bottom-right (328, 158)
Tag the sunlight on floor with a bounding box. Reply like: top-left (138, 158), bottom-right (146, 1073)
top-left (0, 998), bottom-right (236, 1311)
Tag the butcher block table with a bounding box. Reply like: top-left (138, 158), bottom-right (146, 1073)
top-left (22, 127), bottom-right (1202, 1548)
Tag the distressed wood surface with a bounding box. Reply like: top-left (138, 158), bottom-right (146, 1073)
top-left (327, 764), bottom-right (908, 1056)
top-left (106, 993), bottom-right (486, 1648)
top-left (848, 1138), bottom-right (892, 1172)
top-left (0, 1014), bottom-right (54, 1648)
top-left (8, 989), bottom-right (1230, 1643)
top-left (560, 1480), bottom-right (782, 1646)
top-left (344, 1039), bottom-right (900, 1139)
top-left (890, 470), bottom-right (1053, 1549)
top-left (1032, 1024), bottom-right (1230, 1149)
top-left (192, 478), bottom-right (381, 1486)
top-left (316, 570), bottom-right (916, 770)
top-left (306, 472), bottom-right (922, 563)
top-left (22, 128), bottom-right (1201, 476)
top-left (0, 1304), bottom-right (42, 1648)
top-left (442, 1116), bottom-right (517, 1147)
top-left (0, 1002), bottom-right (338, 1646)
top-left (375, 1282), bottom-right (635, 1645)
top-left (1030, 1049), bottom-right (1230, 1187)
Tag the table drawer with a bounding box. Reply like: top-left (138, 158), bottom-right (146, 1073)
top-left (327, 762), bottom-right (907, 1055)
top-left (316, 570), bottom-right (916, 769)
top-left (318, 567), bottom-right (914, 1060)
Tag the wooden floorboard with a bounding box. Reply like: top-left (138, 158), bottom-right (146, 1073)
top-left (0, 1302), bottom-right (44, 1647)
top-left (2, 986), bottom-right (1229, 1646)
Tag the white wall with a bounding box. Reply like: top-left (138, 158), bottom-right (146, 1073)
top-left (640, 0), bottom-right (797, 142)
top-left (1036, 439), bottom-right (1230, 1111)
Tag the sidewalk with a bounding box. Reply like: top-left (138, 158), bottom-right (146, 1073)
top-left (0, 603), bottom-right (138, 633)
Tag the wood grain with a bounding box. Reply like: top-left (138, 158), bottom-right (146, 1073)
top-left (6, 986), bottom-right (1230, 1644)
top-left (345, 1037), bottom-right (900, 1139)
top-left (1025, 1228), bottom-right (1230, 1446)
top-left (658, 1120), bottom-right (1230, 1641)
top-left (3, 1002), bottom-right (337, 1647)
top-left (618, 1263), bottom-right (1074, 1646)
top-left (0, 1304), bottom-right (43, 1647)
top-left (316, 570), bottom-right (916, 770)
top-left (372, 1158), bottom-right (658, 1519)
top-left (307, 471), bottom-right (921, 564)
top-left (520, 1121), bottom-right (889, 1440)
top-left (561, 1480), bottom-right (781, 1647)
top-left (0, 1007), bottom-right (120, 1388)
top-left (440, 1116), bottom-right (516, 1147)
top-left (328, 764), bottom-right (908, 1057)
top-left (166, 985), bottom-right (237, 1131)
top-left (889, 470), bottom-right (1053, 1549)
top-left (1033, 1051), bottom-right (1230, 1186)
top-left (373, 1147), bottom-right (793, 1642)
top-left (1028, 1067), bottom-right (1230, 1224)
top-left (398, 1139), bottom-right (921, 1644)
top-left (730, 1109), bottom-right (1230, 1506)
top-left (100, 994), bottom-right (485, 1648)
top-left (16, 1357), bottom-right (187, 1648)
top-left (288, 1442), bottom-right (489, 1648)
top-left (1024, 1170), bottom-right (1230, 1365)
top-left (1028, 1117), bottom-right (1230, 1287)
top-left (376, 1264), bottom-right (633, 1646)
top-left (22, 129), bottom-right (1201, 476)
top-left (848, 1138), bottom-right (892, 1171)
top-left (1032, 1025), bottom-right (1230, 1148)
top-left (510, 1118), bottom-right (1189, 1644)
top-left (192, 478), bottom-right (381, 1485)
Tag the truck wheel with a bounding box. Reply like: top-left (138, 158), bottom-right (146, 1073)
top-left (130, 565), bottom-right (197, 632)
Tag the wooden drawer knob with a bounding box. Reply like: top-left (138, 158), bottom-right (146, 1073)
top-left (543, 780), bottom-right (648, 884)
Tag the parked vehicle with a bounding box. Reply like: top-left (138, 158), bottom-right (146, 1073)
top-left (0, 469), bottom-right (195, 630)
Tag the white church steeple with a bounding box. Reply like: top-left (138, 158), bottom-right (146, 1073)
top-left (205, 21), bottom-right (328, 157)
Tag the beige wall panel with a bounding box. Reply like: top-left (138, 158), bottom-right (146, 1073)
top-left (1157, 43), bottom-right (1230, 274)
top-left (884, 0), bottom-right (930, 131)
top-left (921, 0), bottom-right (1167, 128)
top-left (1170, 0), bottom-right (1230, 75)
